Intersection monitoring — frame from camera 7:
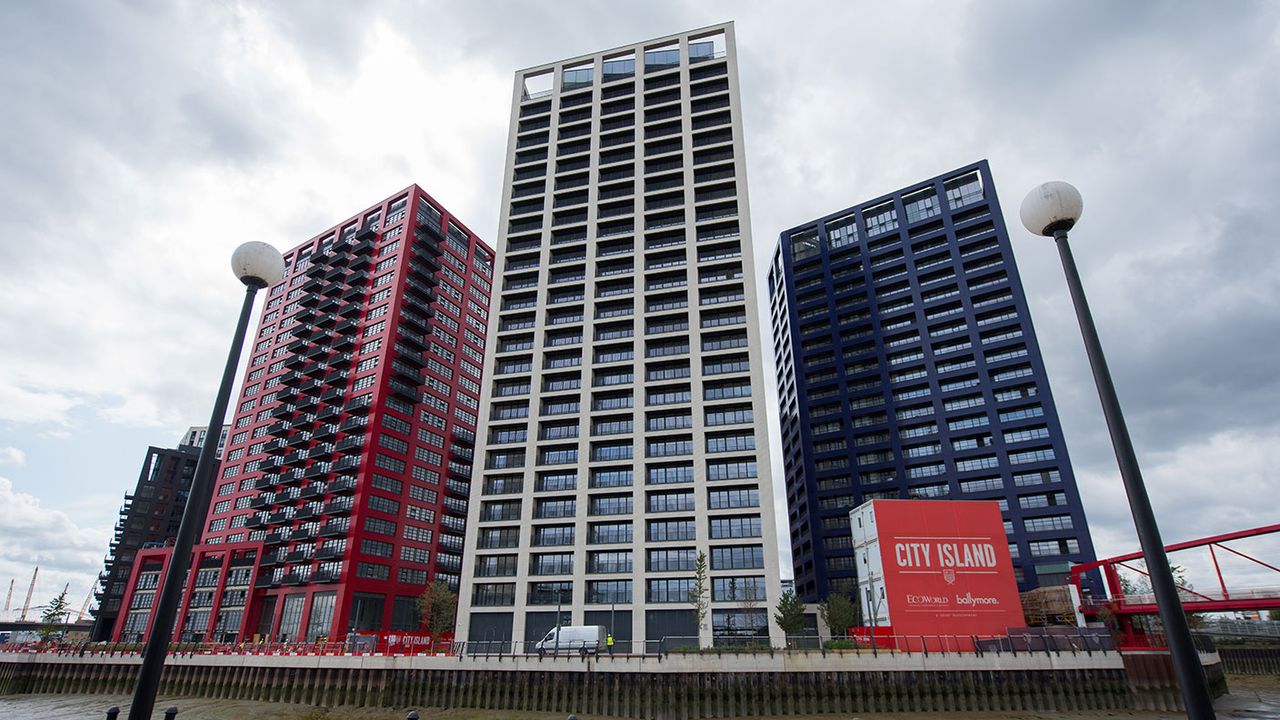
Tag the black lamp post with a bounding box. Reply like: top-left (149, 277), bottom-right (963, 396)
top-left (127, 242), bottom-right (285, 720)
top-left (1020, 182), bottom-right (1214, 719)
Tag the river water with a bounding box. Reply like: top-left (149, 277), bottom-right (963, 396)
top-left (3, 678), bottom-right (1279, 720)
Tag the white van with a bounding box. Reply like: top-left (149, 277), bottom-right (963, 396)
top-left (534, 625), bottom-right (607, 656)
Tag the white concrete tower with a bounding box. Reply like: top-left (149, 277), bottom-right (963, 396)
top-left (457, 22), bottom-right (784, 652)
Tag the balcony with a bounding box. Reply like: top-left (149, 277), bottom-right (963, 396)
top-left (404, 277), bottom-right (436, 303)
top-left (334, 317), bottom-right (358, 336)
top-left (267, 510), bottom-right (292, 524)
top-left (259, 550), bottom-right (285, 566)
top-left (441, 515), bottom-right (465, 533)
top-left (442, 497), bottom-right (469, 516)
top-left (416, 220), bottom-right (444, 242)
top-left (438, 533), bottom-right (465, 553)
top-left (284, 352), bottom-right (308, 370)
top-left (281, 571), bottom-right (310, 586)
top-left (246, 514), bottom-right (268, 529)
top-left (287, 431), bottom-right (312, 448)
top-left (335, 435), bottom-right (365, 453)
top-left (340, 282), bottom-right (365, 302)
top-left (263, 531), bottom-right (289, 545)
top-left (331, 333), bottom-right (355, 351)
top-left (253, 575), bottom-right (277, 589)
top-left (323, 498), bottom-right (354, 515)
top-left (253, 475), bottom-right (277, 491)
top-left (316, 545), bottom-right (345, 560)
top-left (330, 475), bottom-right (358, 494)
top-left (301, 362), bottom-right (328, 379)
top-left (282, 468), bottom-right (307, 484)
top-left (272, 403), bottom-right (297, 420)
top-left (304, 343), bottom-right (331, 360)
top-left (312, 568), bottom-right (340, 583)
top-left (398, 310), bottom-right (430, 335)
top-left (393, 342), bottom-right (426, 369)
top-left (435, 553), bottom-right (462, 573)
top-left (285, 549), bottom-right (313, 563)
top-left (295, 504), bottom-right (319, 520)
top-left (291, 525), bottom-right (315, 542)
top-left (339, 416), bottom-right (368, 432)
top-left (323, 264), bottom-right (349, 284)
top-left (319, 522), bottom-right (349, 538)
top-left (313, 423), bottom-right (338, 440)
top-left (274, 386), bottom-right (299, 403)
top-left (452, 428), bottom-right (476, 446)
top-left (344, 396), bottom-right (372, 415)
top-left (390, 360), bottom-right (422, 386)
top-left (311, 442), bottom-right (336, 459)
top-left (300, 482), bottom-right (327, 499)
top-left (333, 458), bottom-right (361, 476)
top-left (303, 464), bottom-right (331, 482)
top-left (397, 327), bottom-right (427, 350)
top-left (388, 379), bottom-right (418, 402)
top-left (316, 405), bottom-right (342, 422)
top-left (445, 479), bottom-right (470, 498)
top-left (293, 410), bottom-right (318, 428)
top-left (268, 422), bottom-right (293, 439)
top-left (249, 494), bottom-right (273, 510)
top-left (283, 450), bottom-right (307, 466)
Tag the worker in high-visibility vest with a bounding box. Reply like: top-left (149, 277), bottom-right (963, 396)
top-left (606, 634), bottom-right (614, 655)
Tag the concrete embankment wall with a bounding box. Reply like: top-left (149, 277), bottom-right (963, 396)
top-left (1219, 647), bottom-right (1280, 675)
top-left (0, 650), bottom-right (1185, 717)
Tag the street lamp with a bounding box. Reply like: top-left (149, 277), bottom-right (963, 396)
top-left (1020, 183), bottom-right (1214, 719)
top-left (127, 242), bottom-right (285, 720)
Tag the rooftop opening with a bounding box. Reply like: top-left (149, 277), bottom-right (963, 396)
top-left (645, 42), bottom-right (680, 73)
top-left (522, 71), bottom-right (553, 101)
top-left (602, 52), bottom-right (636, 83)
top-left (562, 61), bottom-right (593, 92)
top-left (689, 31), bottom-right (726, 63)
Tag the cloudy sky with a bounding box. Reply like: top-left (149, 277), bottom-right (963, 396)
top-left (1, 1), bottom-right (1277, 613)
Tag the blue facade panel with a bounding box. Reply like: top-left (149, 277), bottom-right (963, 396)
top-left (768, 160), bottom-right (1100, 602)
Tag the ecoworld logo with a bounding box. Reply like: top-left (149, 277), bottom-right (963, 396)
top-left (905, 594), bottom-right (949, 605)
top-left (955, 592), bottom-right (1000, 606)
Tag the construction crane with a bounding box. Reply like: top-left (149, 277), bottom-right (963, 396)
top-left (19, 567), bottom-right (37, 621)
top-left (3, 578), bottom-right (12, 612)
top-left (77, 587), bottom-right (93, 622)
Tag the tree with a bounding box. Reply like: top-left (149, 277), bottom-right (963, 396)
top-left (819, 593), bottom-right (860, 639)
top-left (1118, 564), bottom-right (1203, 630)
top-left (38, 589), bottom-right (71, 642)
top-left (688, 551), bottom-right (709, 636)
top-left (1269, 609), bottom-right (1280, 622)
top-left (773, 590), bottom-right (807, 637)
top-left (415, 580), bottom-right (457, 636)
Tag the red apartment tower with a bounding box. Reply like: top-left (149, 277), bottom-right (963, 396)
top-left (113, 186), bottom-right (494, 643)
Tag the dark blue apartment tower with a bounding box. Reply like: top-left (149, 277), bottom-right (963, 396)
top-left (768, 160), bottom-right (1099, 603)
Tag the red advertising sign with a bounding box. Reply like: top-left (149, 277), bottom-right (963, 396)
top-left (870, 500), bottom-right (1023, 647)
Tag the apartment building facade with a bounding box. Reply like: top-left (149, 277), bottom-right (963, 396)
top-left (90, 444), bottom-right (198, 641)
top-left (112, 185), bottom-right (494, 642)
top-left (457, 23), bottom-right (785, 651)
top-left (769, 161), bottom-right (1099, 602)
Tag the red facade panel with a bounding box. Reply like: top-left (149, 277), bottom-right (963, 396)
top-left (112, 185), bottom-right (492, 644)
top-left (864, 499), bottom-right (1024, 647)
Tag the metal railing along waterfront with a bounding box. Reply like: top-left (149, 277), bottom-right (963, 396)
top-left (0, 629), bottom-right (1126, 661)
top-left (454, 630), bottom-right (1116, 659)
